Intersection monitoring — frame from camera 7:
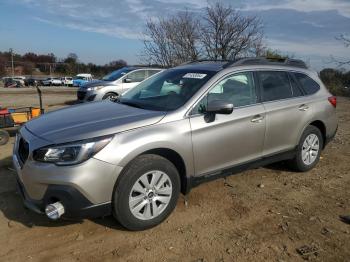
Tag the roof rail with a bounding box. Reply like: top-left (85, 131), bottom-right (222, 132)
top-left (224, 57), bottom-right (308, 69)
top-left (180, 59), bottom-right (232, 66)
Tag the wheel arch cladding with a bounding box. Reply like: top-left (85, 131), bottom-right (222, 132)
top-left (309, 120), bottom-right (326, 148)
top-left (141, 148), bottom-right (188, 195)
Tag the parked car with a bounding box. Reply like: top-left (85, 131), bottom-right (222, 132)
top-left (4, 77), bottom-right (24, 88)
top-left (13, 58), bottom-right (337, 230)
top-left (61, 77), bottom-right (73, 87)
top-left (77, 67), bottom-right (162, 102)
top-left (42, 77), bottom-right (62, 86)
top-left (25, 78), bottom-right (38, 87)
top-left (73, 74), bottom-right (93, 87)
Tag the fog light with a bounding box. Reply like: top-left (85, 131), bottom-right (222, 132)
top-left (45, 202), bottom-right (65, 220)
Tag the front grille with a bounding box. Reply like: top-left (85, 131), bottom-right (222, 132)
top-left (77, 91), bottom-right (86, 100)
top-left (18, 138), bottom-right (29, 164)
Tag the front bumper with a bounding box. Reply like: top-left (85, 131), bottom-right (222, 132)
top-left (77, 90), bottom-right (98, 102)
top-left (16, 174), bottom-right (111, 218)
top-left (12, 129), bottom-right (123, 219)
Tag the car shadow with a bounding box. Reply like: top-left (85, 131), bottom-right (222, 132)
top-left (263, 161), bottom-right (292, 172)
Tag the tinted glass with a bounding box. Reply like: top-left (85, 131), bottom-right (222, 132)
top-left (294, 73), bottom-right (320, 95)
top-left (193, 72), bottom-right (256, 114)
top-left (259, 71), bottom-right (292, 102)
top-left (289, 74), bottom-right (303, 97)
top-left (120, 69), bottom-right (215, 111)
top-left (102, 67), bottom-right (133, 81)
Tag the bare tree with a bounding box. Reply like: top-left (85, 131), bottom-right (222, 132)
top-left (142, 3), bottom-right (265, 66)
top-left (200, 2), bottom-right (264, 60)
top-left (143, 11), bottom-right (200, 67)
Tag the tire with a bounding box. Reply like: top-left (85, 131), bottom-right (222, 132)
top-left (0, 130), bottom-right (10, 146)
top-left (289, 125), bottom-right (323, 172)
top-left (113, 154), bottom-right (180, 231)
top-left (102, 92), bottom-right (118, 101)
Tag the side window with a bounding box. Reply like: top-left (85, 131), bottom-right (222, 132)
top-left (192, 72), bottom-right (257, 114)
top-left (126, 70), bottom-right (146, 83)
top-left (146, 70), bottom-right (160, 78)
top-left (294, 73), bottom-right (320, 95)
top-left (289, 74), bottom-right (303, 97)
top-left (259, 71), bottom-right (292, 102)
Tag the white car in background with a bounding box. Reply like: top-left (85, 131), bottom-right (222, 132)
top-left (42, 77), bottom-right (62, 86)
top-left (73, 74), bottom-right (94, 87)
top-left (61, 77), bottom-right (73, 86)
top-left (77, 67), bottom-right (162, 102)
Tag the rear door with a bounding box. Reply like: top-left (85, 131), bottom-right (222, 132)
top-left (257, 70), bottom-right (310, 156)
top-left (189, 71), bottom-right (266, 176)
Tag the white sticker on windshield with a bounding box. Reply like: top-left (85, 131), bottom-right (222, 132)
top-left (183, 73), bottom-right (207, 79)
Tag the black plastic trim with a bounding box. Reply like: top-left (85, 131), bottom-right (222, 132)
top-left (325, 125), bottom-right (338, 147)
top-left (87, 94), bottom-right (97, 101)
top-left (184, 148), bottom-right (296, 194)
top-left (16, 180), bottom-right (111, 219)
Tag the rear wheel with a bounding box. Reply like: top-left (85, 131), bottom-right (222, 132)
top-left (289, 125), bottom-right (323, 172)
top-left (0, 130), bottom-right (10, 145)
top-left (113, 154), bottom-right (180, 231)
top-left (102, 92), bottom-right (118, 102)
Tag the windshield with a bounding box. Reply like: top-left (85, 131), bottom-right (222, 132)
top-left (74, 76), bottom-right (85, 80)
top-left (119, 69), bottom-right (215, 111)
top-left (102, 67), bottom-right (134, 81)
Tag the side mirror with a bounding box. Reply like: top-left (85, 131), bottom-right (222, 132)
top-left (204, 100), bottom-right (233, 123)
top-left (123, 78), bottom-right (132, 83)
top-left (206, 100), bottom-right (233, 115)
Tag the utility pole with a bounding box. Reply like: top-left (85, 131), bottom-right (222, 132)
top-left (9, 48), bottom-right (14, 76)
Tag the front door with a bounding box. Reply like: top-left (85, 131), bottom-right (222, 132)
top-left (189, 71), bottom-right (266, 176)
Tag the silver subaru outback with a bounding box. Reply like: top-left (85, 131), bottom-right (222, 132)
top-left (13, 58), bottom-right (337, 230)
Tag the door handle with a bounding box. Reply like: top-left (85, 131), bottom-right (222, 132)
top-left (298, 104), bottom-right (309, 111)
top-left (251, 114), bottom-right (264, 123)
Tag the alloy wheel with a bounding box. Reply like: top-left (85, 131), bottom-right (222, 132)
top-left (128, 170), bottom-right (173, 220)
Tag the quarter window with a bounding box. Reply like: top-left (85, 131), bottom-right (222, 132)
top-left (259, 71), bottom-right (292, 102)
top-left (294, 73), bottom-right (320, 95)
top-left (193, 71), bottom-right (257, 114)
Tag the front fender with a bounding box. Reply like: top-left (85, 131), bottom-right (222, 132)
top-left (94, 119), bottom-right (194, 178)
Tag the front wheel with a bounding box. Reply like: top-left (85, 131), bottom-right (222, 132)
top-left (289, 125), bottom-right (323, 172)
top-left (113, 154), bottom-right (180, 231)
top-left (102, 92), bottom-right (118, 102)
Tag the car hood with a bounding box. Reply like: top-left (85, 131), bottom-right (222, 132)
top-left (25, 101), bottom-right (166, 144)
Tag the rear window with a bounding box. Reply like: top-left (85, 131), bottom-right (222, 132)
top-left (258, 71), bottom-right (293, 102)
top-left (294, 73), bottom-right (320, 95)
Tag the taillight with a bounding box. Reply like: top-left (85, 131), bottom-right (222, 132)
top-left (328, 96), bottom-right (337, 108)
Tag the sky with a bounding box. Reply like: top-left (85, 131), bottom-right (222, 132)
top-left (0, 0), bottom-right (349, 70)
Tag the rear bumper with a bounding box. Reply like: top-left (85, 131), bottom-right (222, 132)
top-left (16, 178), bottom-right (111, 218)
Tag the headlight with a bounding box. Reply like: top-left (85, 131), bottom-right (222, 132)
top-left (33, 135), bottom-right (113, 165)
top-left (86, 86), bottom-right (104, 91)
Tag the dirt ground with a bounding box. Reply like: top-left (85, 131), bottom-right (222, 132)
top-left (0, 89), bottom-right (349, 262)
